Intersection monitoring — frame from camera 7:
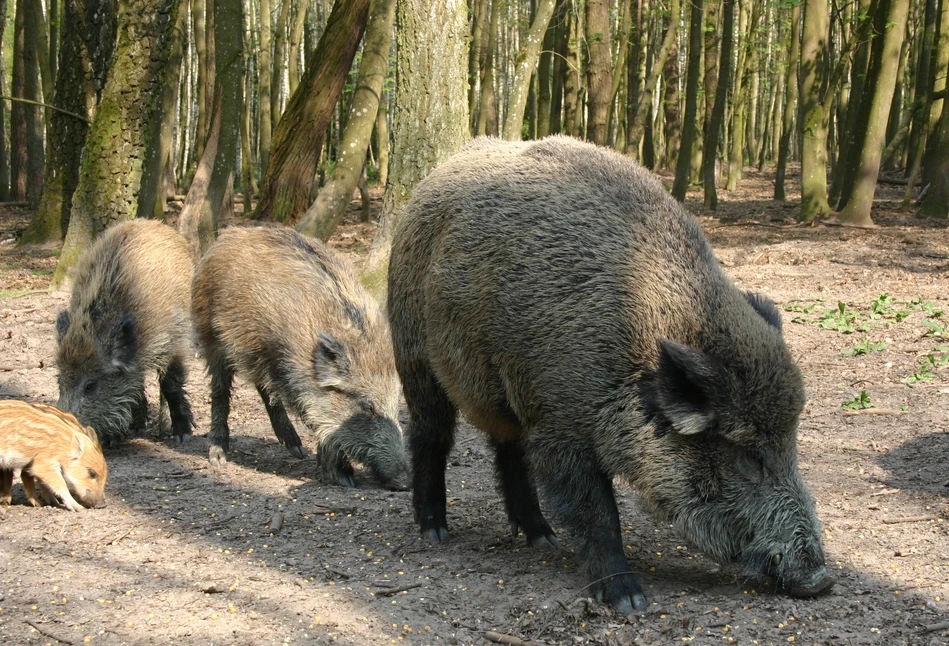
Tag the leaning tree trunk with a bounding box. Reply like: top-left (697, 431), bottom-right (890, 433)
top-left (503, 0), bottom-right (555, 140)
top-left (584, 0), bottom-right (612, 145)
top-left (253, 0), bottom-right (370, 224)
top-left (10, 0), bottom-right (44, 206)
top-left (837, 0), bottom-right (908, 226)
top-left (53, 0), bottom-right (181, 287)
top-left (360, 0), bottom-right (469, 298)
top-left (672, 0), bottom-right (704, 201)
top-left (21, 0), bottom-right (117, 245)
top-left (177, 0), bottom-right (243, 261)
top-left (798, 0), bottom-right (832, 222)
top-left (296, 0), bottom-right (395, 240)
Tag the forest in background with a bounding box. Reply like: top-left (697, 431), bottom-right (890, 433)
top-left (0, 0), bottom-right (946, 287)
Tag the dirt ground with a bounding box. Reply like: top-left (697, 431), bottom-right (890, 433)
top-left (0, 169), bottom-right (947, 646)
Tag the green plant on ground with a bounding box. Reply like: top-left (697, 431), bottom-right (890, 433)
top-left (922, 319), bottom-right (947, 338)
top-left (818, 302), bottom-right (869, 334)
top-left (903, 348), bottom-right (949, 384)
top-left (841, 338), bottom-right (888, 356)
top-left (842, 390), bottom-right (874, 410)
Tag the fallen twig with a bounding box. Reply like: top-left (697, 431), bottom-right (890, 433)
top-left (373, 582), bottom-right (423, 596)
top-left (484, 631), bottom-right (543, 646)
top-left (922, 620), bottom-right (949, 633)
top-left (883, 515), bottom-right (937, 525)
top-left (324, 567), bottom-right (350, 579)
top-left (842, 408), bottom-right (907, 417)
top-left (871, 488), bottom-right (900, 497)
top-left (24, 619), bottom-right (74, 644)
top-left (103, 525), bottom-right (136, 545)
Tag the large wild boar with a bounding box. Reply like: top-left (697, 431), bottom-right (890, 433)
top-left (191, 226), bottom-right (408, 490)
top-left (387, 136), bottom-right (834, 614)
top-left (56, 219), bottom-right (195, 446)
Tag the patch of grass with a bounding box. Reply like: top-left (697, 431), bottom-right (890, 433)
top-left (842, 390), bottom-right (874, 410)
top-left (903, 347), bottom-right (949, 384)
top-left (908, 298), bottom-right (945, 317)
top-left (841, 338), bottom-right (888, 356)
top-left (0, 288), bottom-right (32, 299)
top-left (817, 302), bottom-right (869, 334)
top-left (868, 293), bottom-right (910, 322)
top-left (30, 268), bottom-right (53, 276)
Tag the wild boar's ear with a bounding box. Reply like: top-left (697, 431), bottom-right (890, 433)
top-left (654, 339), bottom-right (722, 436)
top-left (314, 331), bottom-right (351, 388)
top-left (56, 310), bottom-right (71, 341)
top-left (744, 291), bottom-right (783, 332)
top-left (71, 433), bottom-right (84, 459)
top-left (109, 316), bottom-right (138, 369)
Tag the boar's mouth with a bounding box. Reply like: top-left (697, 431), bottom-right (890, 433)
top-left (781, 568), bottom-right (836, 598)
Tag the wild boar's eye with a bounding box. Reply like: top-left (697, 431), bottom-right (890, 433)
top-left (87, 469), bottom-right (99, 480)
top-left (83, 379), bottom-right (98, 395)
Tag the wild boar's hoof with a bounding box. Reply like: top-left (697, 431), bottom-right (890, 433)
top-left (593, 573), bottom-right (649, 615)
top-left (208, 445), bottom-right (228, 467)
top-left (422, 526), bottom-right (449, 543)
top-left (286, 444), bottom-right (306, 459)
top-left (510, 520), bottom-right (560, 550)
top-left (172, 432), bottom-right (191, 445)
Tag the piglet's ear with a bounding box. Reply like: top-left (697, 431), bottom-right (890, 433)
top-left (56, 310), bottom-right (71, 341)
top-left (653, 339), bottom-right (723, 436)
top-left (314, 331), bottom-right (350, 388)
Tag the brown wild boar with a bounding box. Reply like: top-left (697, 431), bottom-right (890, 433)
top-left (0, 400), bottom-right (108, 510)
top-left (56, 219), bottom-right (195, 446)
top-left (191, 226), bottom-right (408, 489)
top-left (387, 136), bottom-right (834, 614)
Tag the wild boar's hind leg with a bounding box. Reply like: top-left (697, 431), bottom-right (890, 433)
top-left (405, 370), bottom-right (458, 544)
top-left (207, 353), bottom-right (234, 466)
top-left (159, 357), bottom-right (195, 443)
top-left (492, 439), bottom-right (559, 549)
top-left (532, 438), bottom-right (648, 614)
top-left (1, 469), bottom-right (13, 504)
top-left (255, 385), bottom-right (305, 458)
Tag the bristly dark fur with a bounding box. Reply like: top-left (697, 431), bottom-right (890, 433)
top-left (387, 136), bottom-right (833, 614)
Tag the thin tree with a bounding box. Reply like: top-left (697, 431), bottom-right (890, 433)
top-left (798, 0), bottom-right (832, 221)
top-left (360, 0), bottom-right (470, 297)
top-left (704, 0), bottom-right (734, 209)
top-left (53, 0), bottom-right (181, 286)
top-left (504, 0), bottom-right (556, 140)
top-left (672, 0), bottom-right (705, 201)
top-left (774, 0), bottom-right (800, 201)
top-left (258, 0), bottom-right (273, 181)
top-left (10, 0), bottom-right (45, 206)
top-left (296, 0), bottom-right (395, 239)
top-left (253, 0), bottom-right (370, 224)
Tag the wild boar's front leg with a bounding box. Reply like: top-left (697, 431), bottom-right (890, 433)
top-left (532, 436), bottom-right (648, 614)
top-left (159, 356), bottom-right (195, 443)
top-left (255, 386), bottom-right (305, 458)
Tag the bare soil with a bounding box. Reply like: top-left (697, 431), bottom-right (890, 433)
top-left (0, 170), bottom-right (947, 646)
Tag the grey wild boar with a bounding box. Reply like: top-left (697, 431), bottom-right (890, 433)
top-left (56, 219), bottom-right (195, 446)
top-left (387, 136), bottom-right (834, 614)
top-left (191, 226), bottom-right (408, 490)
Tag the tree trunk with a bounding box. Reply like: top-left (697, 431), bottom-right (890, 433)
top-left (0, 0), bottom-right (9, 201)
top-left (22, 0), bottom-right (117, 245)
top-left (296, 0), bottom-right (395, 239)
top-left (373, 92), bottom-right (389, 186)
top-left (288, 0), bottom-right (309, 95)
top-left (10, 0), bottom-right (45, 206)
top-left (176, 0), bottom-right (242, 261)
top-left (468, 0), bottom-right (488, 132)
top-left (561, 2), bottom-right (581, 137)
top-left (360, 0), bottom-right (469, 298)
top-left (672, 0), bottom-right (704, 201)
top-left (921, 0), bottom-right (949, 187)
top-left (271, 0), bottom-right (292, 128)
top-left (627, 0), bottom-right (680, 159)
top-left (726, 0), bottom-right (755, 190)
top-left (549, 0), bottom-right (566, 134)
top-left (192, 0), bottom-right (208, 164)
top-left (504, 0), bottom-right (555, 140)
top-left (253, 0), bottom-right (370, 224)
top-left (536, 3), bottom-right (557, 139)
top-left (775, 0), bottom-right (801, 201)
top-left (53, 0), bottom-right (180, 286)
top-left (704, 0), bottom-right (734, 209)
top-left (837, 0), bottom-right (908, 225)
top-left (258, 0), bottom-right (273, 182)
top-left (583, 0), bottom-right (611, 144)
top-left (919, 102), bottom-right (949, 217)
top-left (799, 0), bottom-right (832, 222)
top-left (476, 0), bottom-right (500, 136)
top-left (625, 0), bottom-right (643, 153)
